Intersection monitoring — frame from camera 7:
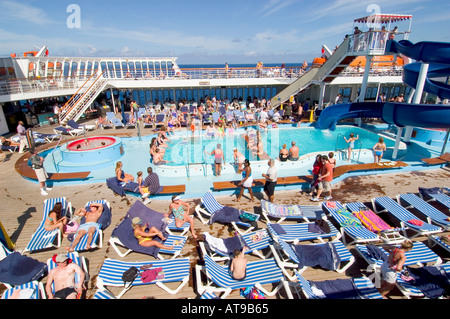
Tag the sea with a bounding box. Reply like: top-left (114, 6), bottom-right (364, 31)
top-left (178, 62), bottom-right (305, 69)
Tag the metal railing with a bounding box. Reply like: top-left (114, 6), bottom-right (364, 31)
top-left (335, 133), bottom-right (362, 162)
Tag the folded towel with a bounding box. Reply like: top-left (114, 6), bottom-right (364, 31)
top-left (366, 245), bottom-right (388, 262)
top-left (292, 242), bottom-right (341, 271)
top-left (407, 219), bottom-right (424, 226)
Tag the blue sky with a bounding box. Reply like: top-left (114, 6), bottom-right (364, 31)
top-left (0, 0), bottom-right (449, 64)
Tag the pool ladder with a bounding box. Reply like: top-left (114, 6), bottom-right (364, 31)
top-left (50, 135), bottom-right (67, 173)
top-left (335, 133), bottom-right (362, 163)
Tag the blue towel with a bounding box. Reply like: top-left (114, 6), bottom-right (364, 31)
top-left (407, 266), bottom-right (450, 299)
top-left (292, 242), bottom-right (341, 271)
top-left (271, 223), bottom-right (287, 235)
top-left (366, 245), bottom-right (388, 262)
top-left (209, 206), bottom-right (241, 225)
top-left (106, 177), bottom-right (125, 196)
top-left (0, 252), bottom-right (47, 286)
top-left (81, 202), bottom-right (112, 230)
top-left (311, 278), bottom-right (361, 299)
top-left (223, 235), bottom-right (248, 254)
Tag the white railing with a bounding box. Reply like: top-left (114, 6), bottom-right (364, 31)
top-left (346, 31), bottom-right (409, 56)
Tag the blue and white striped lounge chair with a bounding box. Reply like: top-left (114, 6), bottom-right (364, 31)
top-left (92, 288), bottom-right (118, 299)
top-left (234, 110), bottom-right (246, 123)
top-left (32, 132), bottom-right (60, 143)
top-left (428, 235), bottom-right (450, 254)
top-left (199, 290), bottom-right (221, 299)
top-left (195, 254), bottom-right (292, 299)
top-left (23, 197), bottom-right (71, 253)
top-left (67, 119), bottom-right (95, 132)
top-left (427, 192), bottom-right (450, 211)
top-left (371, 196), bottom-right (442, 238)
top-left (200, 229), bottom-right (272, 261)
top-left (345, 202), bottom-right (406, 244)
top-left (96, 257), bottom-right (191, 298)
top-left (267, 220), bottom-right (341, 243)
top-left (53, 126), bottom-right (83, 136)
top-left (355, 241), bottom-right (443, 287)
top-left (123, 113), bottom-right (136, 129)
top-left (108, 200), bottom-right (187, 259)
top-left (69, 200), bottom-right (111, 252)
top-left (1, 280), bottom-right (46, 299)
top-left (225, 111), bottom-right (235, 123)
top-left (194, 191), bottom-right (260, 235)
top-left (294, 271), bottom-right (382, 299)
top-left (418, 187), bottom-right (450, 211)
top-left (396, 262), bottom-right (450, 299)
top-left (322, 201), bottom-right (380, 245)
top-left (270, 239), bottom-right (355, 281)
top-left (397, 193), bottom-right (450, 231)
top-left (46, 252), bottom-right (88, 298)
top-left (261, 199), bottom-right (324, 224)
top-left (212, 112), bottom-right (220, 124)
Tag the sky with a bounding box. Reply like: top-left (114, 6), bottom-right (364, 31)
top-left (0, 0), bottom-right (449, 65)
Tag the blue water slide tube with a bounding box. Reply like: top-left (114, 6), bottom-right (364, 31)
top-left (315, 102), bottom-right (450, 130)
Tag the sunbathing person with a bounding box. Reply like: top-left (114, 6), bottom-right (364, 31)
top-left (167, 195), bottom-right (198, 239)
top-left (229, 247), bottom-right (248, 280)
top-left (0, 136), bottom-right (20, 147)
top-left (66, 202), bottom-right (103, 252)
top-left (46, 253), bottom-right (85, 299)
top-left (115, 161), bottom-right (134, 183)
top-left (44, 202), bottom-right (67, 234)
top-left (131, 217), bottom-right (173, 250)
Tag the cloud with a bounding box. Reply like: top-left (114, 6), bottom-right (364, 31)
top-left (258, 0), bottom-right (299, 18)
top-left (0, 1), bottom-right (53, 25)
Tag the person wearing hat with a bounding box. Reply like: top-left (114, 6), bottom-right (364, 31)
top-left (168, 195), bottom-right (198, 239)
top-left (131, 217), bottom-right (173, 250)
top-left (45, 253), bottom-right (85, 299)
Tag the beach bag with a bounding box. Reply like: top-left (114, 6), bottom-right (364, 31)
top-left (240, 286), bottom-right (266, 299)
top-left (64, 221), bottom-right (79, 234)
top-left (122, 266), bottom-right (139, 284)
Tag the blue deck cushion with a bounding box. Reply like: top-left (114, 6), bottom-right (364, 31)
top-left (0, 252), bottom-right (47, 286)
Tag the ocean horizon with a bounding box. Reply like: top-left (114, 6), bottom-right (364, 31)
top-left (178, 62), bottom-right (306, 69)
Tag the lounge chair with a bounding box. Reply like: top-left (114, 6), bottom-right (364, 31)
top-left (321, 201), bottom-right (380, 245)
top-left (195, 254), bottom-right (292, 299)
top-left (46, 251), bottom-right (88, 298)
top-left (67, 119), bottom-right (95, 132)
top-left (211, 112), bottom-right (220, 124)
top-left (200, 229), bottom-right (272, 261)
top-left (106, 112), bottom-right (125, 129)
top-left (92, 288), bottom-right (118, 299)
top-left (23, 197), bottom-right (72, 253)
top-left (68, 200), bottom-right (111, 252)
top-left (260, 199), bottom-right (324, 224)
top-left (396, 262), bottom-right (450, 299)
top-left (355, 242), bottom-right (443, 287)
top-left (345, 202), bottom-right (406, 244)
top-left (32, 132), bottom-right (61, 143)
top-left (267, 220), bottom-right (341, 243)
top-left (397, 193), bottom-right (450, 230)
top-left (428, 234), bottom-right (450, 254)
top-left (154, 113), bottom-right (166, 128)
top-left (1, 280), bottom-right (46, 299)
top-left (371, 196), bottom-right (442, 238)
top-left (96, 257), bottom-right (191, 298)
top-left (270, 239), bottom-right (355, 281)
top-left (418, 187), bottom-right (450, 211)
top-left (194, 191), bottom-right (260, 235)
top-left (123, 113), bottom-right (136, 128)
top-left (108, 200), bottom-right (187, 259)
top-left (53, 126), bottom-right (84, 136)
top-left (293, 271), bottom-right (382, 299)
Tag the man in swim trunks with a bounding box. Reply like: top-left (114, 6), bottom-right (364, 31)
top-left (46, 253), bottom-right (85, 299)
top-left (288, 141), bottom-right (299, 161)
top-left (379, 240), bottom-right (413, 298)
top-left (66, 202), bottom-right (103, 251)
top-left (279, 144), bottom-right (289, 162)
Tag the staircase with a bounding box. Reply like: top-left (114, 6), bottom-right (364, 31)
top-left (270, 37), bottom-right (355, 108)
top-left (59, 70), bottom-right (108, 125)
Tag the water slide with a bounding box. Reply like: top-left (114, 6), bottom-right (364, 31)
top-left (316, 39), bottom-right (450, 130)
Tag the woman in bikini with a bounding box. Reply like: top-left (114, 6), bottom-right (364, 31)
top-left (131, 217), bottom-right (173, 250)
top-left (44, 202), bottom-right (67, 235)
top-left (373, 137), bottom-right (386, 164)
top-left (167, 195), bottom-right (198, 239)
top-left (379, 240), bottom-right (413, 298)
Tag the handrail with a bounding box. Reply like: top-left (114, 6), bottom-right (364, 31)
top-left (50, 134), bottom-right (66, 173)
top-left (335, 133), bottom-right (363, 162)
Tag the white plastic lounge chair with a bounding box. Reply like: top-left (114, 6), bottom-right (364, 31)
top-left (395, 262), bottom-right (450, 299)
top-left (53, 126), bottom-right (83, 136)
top-left (345, 202), bottom-right (406, 244)
top-left (371, 196), bottom-right (442, 238)
top-left (69, 200), bottom-right (110, 252)
top-left (355, 242), bottom-right (442, 287)
top-left (96, 257), bottom-right (191, 298)
top-left (260, 199), bottom-right (324, 224)
top-left (67, 119), bottom-right (95, 132)
top-left (1, 281), bottom-right (46, 299)
top-left (267, 220), bottom-right (341, 243)
top-left (195, 254), bottom-right (292, 299)
top-left (293, 271), bottom-right (382, 299)
top-left (23, 197), bottom-right (71, 253)
top-left (46, 251), bottom-right (88, 298)
top-left (32, 132), bottom-right (61, 143)
top-left (200, 229), bottom-right (272, 261)
top-left (195, 191), bottom-right (260, 235)
top-left (270, 239), bottom-right (355, 281)
top-left (397, 193), bottom-right (450, 230)
top-left (322, 201), bottom-right (380, 245)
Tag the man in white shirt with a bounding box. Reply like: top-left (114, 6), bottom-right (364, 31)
top-left (262, 159), bottom-right (277, 202)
